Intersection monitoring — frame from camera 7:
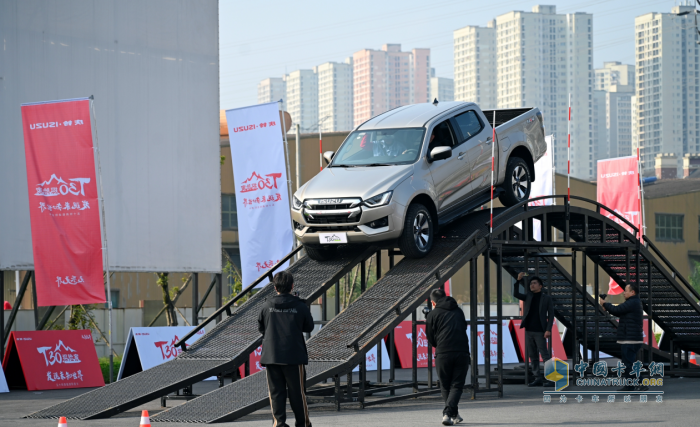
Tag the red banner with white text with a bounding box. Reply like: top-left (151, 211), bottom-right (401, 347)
top-left (597, 156), bottom-right (642, 295)
top-left (21, 99), bottom-right (105, 306)
top-left (2, 330), bottom-right (104, 390)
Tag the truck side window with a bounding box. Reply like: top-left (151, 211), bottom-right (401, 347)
top-left (427, 120), bottom-right (455, 152)
top-left (452, 111), bottom-right (484, 144)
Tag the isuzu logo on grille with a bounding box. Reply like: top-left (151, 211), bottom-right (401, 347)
top-left (318, 199), bottom-right (342, 204)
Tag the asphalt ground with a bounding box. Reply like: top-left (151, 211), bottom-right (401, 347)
top-left (1, 367), bottom-right (698, 426)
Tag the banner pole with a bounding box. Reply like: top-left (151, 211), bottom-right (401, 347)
top-left (490, 111), bottom-right (496, 234)
top-left (89, 96), bottom-right (113, 383)
top-left (279, 100), bottom-right (297, 255)
top-left (638, 147), bottom-right (646, 239)
top-left (567, 93), bottom-right (571, 203)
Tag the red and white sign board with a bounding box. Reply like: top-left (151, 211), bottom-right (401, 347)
top-left (2, 330), bottom-right (104, 390)
top-left (393, 321), bottom-right (435, 368)
top-left (238, 345), bottom-right (264, 378)
top-left (597, 156), bottom-right (642, 294)
top-left (20, 98), bottom-right (105, 306)
top-left (510, 319), bottom-right (567, 362)
top-left (225, 103), bottom-right (293, 287)
top-left (117, 327), bottom-right (214, 380)
top-left (353, 340), bottom-right (390, 372)
top-left (466, 320), bottom-right (519, 364)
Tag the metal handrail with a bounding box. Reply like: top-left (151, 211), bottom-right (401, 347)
top-left (488, 194), bottom-right (640, 235)
top-left (175, 245), bottom-right (303, 350)
top-left (346, 230), bottom-right (481, 351)
top-left (643, 236), bottom-right (700, 301)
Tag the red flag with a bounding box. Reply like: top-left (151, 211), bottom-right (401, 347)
top-left (597, 156), bottom-right (642, 295)
top-left (21, 99), bottom-right (105, 306)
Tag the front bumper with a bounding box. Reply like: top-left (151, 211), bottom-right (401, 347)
top-left (291, 201), bottom-right (405, 245)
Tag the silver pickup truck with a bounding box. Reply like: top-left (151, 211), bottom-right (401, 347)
top-left (291, 101), bottom-right (546, 260)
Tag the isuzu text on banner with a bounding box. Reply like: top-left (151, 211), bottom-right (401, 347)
top-left (597, 156), bottom-right (642, 294)
top-left (226, 103), bottom-right (293, 286)
top-left (21, 98), bottom-right (105, 306)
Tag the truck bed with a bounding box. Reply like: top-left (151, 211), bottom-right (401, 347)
top-left (481, 108), bottom-right (534, 128)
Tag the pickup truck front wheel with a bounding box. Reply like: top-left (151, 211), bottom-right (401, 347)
top-left (398, 203), bottom-right (433, 258)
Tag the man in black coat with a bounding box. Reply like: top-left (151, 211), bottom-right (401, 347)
top-left (258, 271), bottom-right (314, 427)
top-left (600, 283), bottom-right (646, 392)
top-left (513, 272), bottom-right (556, 386)
top-left (426, 288), bottom-right (470, 426)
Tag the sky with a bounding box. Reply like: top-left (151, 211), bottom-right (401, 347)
top-left (219, 0), bottom-right (682, 110)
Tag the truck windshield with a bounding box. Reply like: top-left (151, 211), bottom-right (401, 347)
top-left (331, 128), bottom-right (425, 167)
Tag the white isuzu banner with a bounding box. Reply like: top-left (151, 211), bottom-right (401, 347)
top-left (530, 135), bottom-right (554, 241)
top-left (226, 103), bottom-right (294, 286)
top-left (117, 326), bottom-right (212, 380)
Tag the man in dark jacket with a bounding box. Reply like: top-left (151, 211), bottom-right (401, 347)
top-left (426, 288), bottom-right (470, 426)
top-left (258, 271), bottom-right (314, 427)
top-left (513, 272), bottom-right (555, 386)
top-left (600, 283), bottom-right (646, 392)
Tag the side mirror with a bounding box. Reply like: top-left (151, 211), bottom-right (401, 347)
top-left (323, 151), bottom-right (335, 165)
top-left (428, 146), bottom-right (451, 163)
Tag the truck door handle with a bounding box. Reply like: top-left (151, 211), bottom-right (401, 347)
top-left (485, 136), bottom-right (492, 144)
top-left (458, 152), bottom-right (466, 159)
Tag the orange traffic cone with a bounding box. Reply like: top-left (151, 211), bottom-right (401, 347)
top-left (57, 417), bottom-right (67, 427)
top-left (140, 410), bottom-right (151, 427)
top-left (691, 352), bottom-right (698, 365)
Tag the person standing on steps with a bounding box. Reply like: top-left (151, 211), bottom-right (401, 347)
top-left (513, 272), bottom-right (556, 387)
top-left (426, 288), bottom-right (470, 426)
top-left (599, 283), bottom-right (648, 392)
top-left (258, 271), bottom-right (315, 427)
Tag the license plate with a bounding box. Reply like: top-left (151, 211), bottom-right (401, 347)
top-left (319, 232), bottom-right (348, 244)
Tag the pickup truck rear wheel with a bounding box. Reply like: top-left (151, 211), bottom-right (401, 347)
top-left (499, 157), bottom-right (532, 207)
top-left (398, 203), bottom-right (433, 258)
top-left (304, 244), bottom-right (337, 261)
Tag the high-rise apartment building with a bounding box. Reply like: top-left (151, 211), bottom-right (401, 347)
top-left (634, 5), bottom-right (700, 175)
top-left (285, 70), bottom-right (318, 132)
top-left (495, 5), bottom-right (593, 179)
top-left (595, 61), bottom-right (635, 91)
top-left (258, 77), bottom-right (286, 109)
top-left (593, 90), bottom-right (607, 161)
top-left (453, 21), bottom-right (497, 108)
top-left (316, 58), bottom-right (354, 132)
top-left (352, 44), bottom-right (430, 127)
top-left (430, 69), bottom-right (455, 102)
top-left (606, 85), bottom-right (635, 158)
top-left (593, 62), bottom-right (635, 161)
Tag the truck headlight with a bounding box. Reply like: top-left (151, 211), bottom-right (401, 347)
top-left (363, 191), bottom-right (392, 208)
top-left (292, 195), bottom-right (303, 210)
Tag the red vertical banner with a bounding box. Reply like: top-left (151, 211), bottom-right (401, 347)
top-left (21, 98), bottom-right (105, 306)
top-left (597, 156), bottom-right (641, 295)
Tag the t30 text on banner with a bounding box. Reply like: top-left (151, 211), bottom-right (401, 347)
top-left (225, 103), bottom-right (293, 286)
top-left (21, 98), bottom-right (105, 306)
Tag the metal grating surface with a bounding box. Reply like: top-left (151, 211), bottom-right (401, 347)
top-left (151, 361), bottom-right (340, 423)
top-left (151, 209), bottom-right (497, 423)
top-left (25, 359), bottom-right (225, 420)
top-left (27, 247), bottom-right (369, 420)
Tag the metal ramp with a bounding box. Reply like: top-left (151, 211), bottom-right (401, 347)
top-left (27, 196), bottom-right (700, 422)
top-left (25, 246), bottom-right (376, 420)
top-left (150, 209), bottom-right (498, 423)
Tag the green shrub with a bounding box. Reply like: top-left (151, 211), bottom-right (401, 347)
top-left (98, 356), bottom-right (122, 384)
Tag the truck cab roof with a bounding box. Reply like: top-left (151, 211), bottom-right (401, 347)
top-left (357, 101), bottom-right (474, 130)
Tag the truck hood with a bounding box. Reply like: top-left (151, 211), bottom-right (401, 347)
top-left (298, 164), bottom-right (414, 201)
